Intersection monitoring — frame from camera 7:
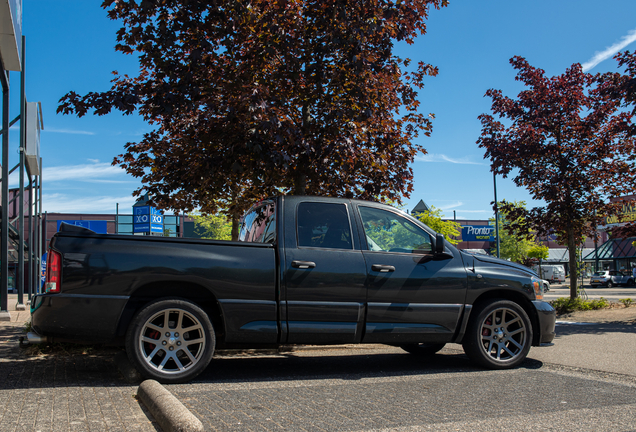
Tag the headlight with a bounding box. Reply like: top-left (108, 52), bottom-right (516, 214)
top-left (531, 276), bottom-right (543, 300)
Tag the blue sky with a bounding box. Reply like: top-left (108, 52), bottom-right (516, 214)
top-left (8, 1), bottom-right (636, 217)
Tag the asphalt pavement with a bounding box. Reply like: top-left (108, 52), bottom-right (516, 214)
top-left (1, 293), bottom-right (636, 431)
top-left (543, 278), bottom-right (636, 302)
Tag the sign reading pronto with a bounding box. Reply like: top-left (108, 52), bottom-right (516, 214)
top-left (462, 225), bottom-right (495, 242)
top-left (133, 205), bottom-right (164, 234)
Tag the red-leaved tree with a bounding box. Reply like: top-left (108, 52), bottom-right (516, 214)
top-left (597, 51), bottom-right (636, 239)
top-left (57, 0), bottom-right (447, 238)
top-left (477, 56), bottom-right (636, 299)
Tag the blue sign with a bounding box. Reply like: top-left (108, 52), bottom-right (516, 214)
top-left (133, 205), bottom-right (164, 234)
top-left (41, 252), bottom-right (47, 289)
top-left (57, 220), bottom-right (108, 234)
top-left (462, 225), bottom-right (495, 242)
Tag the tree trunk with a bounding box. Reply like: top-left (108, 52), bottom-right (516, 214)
top-left (294, 171), bottom-right (307, 195)
top-left (231, 215), bottom-right (240, 242)
top-left (567, 229), bottom-right (578, 299)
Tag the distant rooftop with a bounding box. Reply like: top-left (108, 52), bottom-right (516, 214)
top-left (411, 199), bottom-right (430, 214)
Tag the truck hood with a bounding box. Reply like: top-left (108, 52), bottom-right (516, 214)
top-left (464, 252), bottom-right (538, 278)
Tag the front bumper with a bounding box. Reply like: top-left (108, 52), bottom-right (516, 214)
top-left (532, 300), bottom-right (556, 345)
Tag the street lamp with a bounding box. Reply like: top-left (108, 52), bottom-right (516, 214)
top-left (493, 171), bottom-right (500, 258)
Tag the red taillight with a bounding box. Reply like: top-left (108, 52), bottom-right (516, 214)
top-left (45, 250), bottom-right (62, 293)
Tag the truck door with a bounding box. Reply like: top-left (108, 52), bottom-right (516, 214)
top-left (354, 205), bottom-right (467, 344)
top-left (283, 200), bottom-right (367, 344)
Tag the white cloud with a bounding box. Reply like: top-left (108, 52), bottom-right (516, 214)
top-left (43, 193), bottom-right (137, 214)
top-left (437, 201), bottom-right (464, 211)
top-left (42, 162), bottom-right (128, 182)
top-left (415, 153), bottom-right (484, 165)
top-left (582, 28), bottom-right (636, 72)
top-left (45, 127), bottom-right (96, 136)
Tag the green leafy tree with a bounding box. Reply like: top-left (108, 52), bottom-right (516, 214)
top-left (414, 206), bottom-right (461, 245)
top-left (527, 243), bottom-right (549, 277)
top-left (190, 214), bottom-right (232, 241)
top-left (478, 57), bottom-right (636, 299)
top-left (527, 244), bottom-right (549, 261)
top-left (491, 202), bottom-right (534, 264)
top-left (491, 201), bottom-right (547, 266)
top-left (58, 0), bottom-right (448, 239)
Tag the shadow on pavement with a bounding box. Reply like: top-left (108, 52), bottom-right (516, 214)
top-left (194, 349), bottom-right (544, 384)
top-left (555, 321), bottom-right (636, 336)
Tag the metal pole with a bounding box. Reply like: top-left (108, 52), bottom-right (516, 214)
top-left (16, 36), bottom-right (26, 309)
top-left (116, 203), bottom-right (119, 234)
top-left (493, 171), bottom-right (500, 259)
top-left (38, 158), bottom-right (43, 293)
top-left (1, 70), bottom-right (10, 320)
top-left (33, 174), bottom-right (38, 293)
top-left (27, 178), bottom-right (33, 300)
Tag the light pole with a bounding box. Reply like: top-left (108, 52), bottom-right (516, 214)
top-left (493, 171), bottom-right (500, 258)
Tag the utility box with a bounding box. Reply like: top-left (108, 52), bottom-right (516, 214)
top-left (25, 101), bottom-right (41, 176)
top-left (0, 0), bottom-right (22, 71)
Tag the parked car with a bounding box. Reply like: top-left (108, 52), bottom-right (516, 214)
top-left (590, 270), bottom-right (635, 288)
top-left (531, 265), bottom-right (566, 283)
top-left (29, 196), bottom-right (556, 383)
top-left (542, 279), bottom-right (550, 292)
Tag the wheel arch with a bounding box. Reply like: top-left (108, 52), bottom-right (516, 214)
top-left (115, 281), bottom-right (225, 343)
top-left (459, 290), bottom-right (541, 346)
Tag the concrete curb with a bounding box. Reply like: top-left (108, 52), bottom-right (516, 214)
top-left (137, 379), bottom-right (203, 432)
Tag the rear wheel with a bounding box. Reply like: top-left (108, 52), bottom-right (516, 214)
top-left (607, 281), bottom-right (614, 288)
top-left (400, 343), bottom-right (445, 356)
top-left (125, 298), bottom-right (215, 384)
top-left (462, 299), bottom-right (532, 369)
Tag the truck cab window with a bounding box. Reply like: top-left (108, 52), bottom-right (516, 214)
top-left (239, 202), bottom-right (276, 243)
top-left (359, 206), bottom-right (432, 253)
top-left (297, 202), bottom-right (352, 249)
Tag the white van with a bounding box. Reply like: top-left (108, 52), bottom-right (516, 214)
top-left (532, 264), bottom-right (566, 283)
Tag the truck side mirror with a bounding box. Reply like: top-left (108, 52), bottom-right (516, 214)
top-left (435, 233), bottom-right (445, 254)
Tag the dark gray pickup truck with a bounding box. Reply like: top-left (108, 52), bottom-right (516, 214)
top-left (30, 196), bottom-right (555, 383)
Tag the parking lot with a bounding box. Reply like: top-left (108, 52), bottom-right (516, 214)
top-left (2, 294), bottom-right (636, 431)
top-left (543, 279), bottom-right (636, 302)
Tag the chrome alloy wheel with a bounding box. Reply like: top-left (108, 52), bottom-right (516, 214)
top-left (139, 308), bottom-right (206, 374)
top-left (478, 307), bottom-right (527, 363)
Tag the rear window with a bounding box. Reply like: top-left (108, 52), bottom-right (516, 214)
top-left (592, 271), bottom-right (606, 276)
top-left (239, 201), bottom-right (276, 243)
top-left (297, 202), bottom-right (352, 250)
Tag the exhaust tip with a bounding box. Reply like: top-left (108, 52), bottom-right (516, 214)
top-left (26, 331), bottom-right (48, 344)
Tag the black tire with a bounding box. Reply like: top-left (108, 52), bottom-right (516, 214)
top-left (125, 298), bottom-right (215, 384)
top-left (628, 279), bottom-right (635, 287)
top-left (400, 343), bottom-right (446, 356)
top-left (607, 281), bottom-right (614, 288)
top-left (462, 299), bottom-right (532, 369)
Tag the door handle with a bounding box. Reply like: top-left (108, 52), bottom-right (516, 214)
top-left (372, 264), bottom-right (395, 273)
top-left (292, 260), bottom-right (316, 269)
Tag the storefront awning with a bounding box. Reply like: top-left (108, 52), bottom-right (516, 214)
top-left (544, 248), bottom-right (595, 263)
top-left (583, 238), bottom-right (636, 261)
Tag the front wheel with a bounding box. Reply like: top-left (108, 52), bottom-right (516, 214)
top-left (607, 281), bottom-right (614, 288)
top-left (400, 343), bottom-right (445, 356)
top-left (462, 299), bottom-right (532, 369)
top-left (125, 298), bottom-right (215, 384)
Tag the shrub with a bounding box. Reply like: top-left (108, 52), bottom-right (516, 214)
top-left (549, 297), bottom-right (609, 314)
top-left (619, 298), bottom-right (634, 308)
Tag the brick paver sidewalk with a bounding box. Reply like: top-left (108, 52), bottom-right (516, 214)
top-left (0, 294), bottom-right (158, 431)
